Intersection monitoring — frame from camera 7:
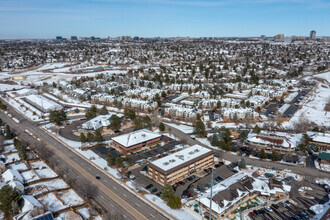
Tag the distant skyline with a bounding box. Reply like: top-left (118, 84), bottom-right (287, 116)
top-left (0, 0), bottom-right (329, 39)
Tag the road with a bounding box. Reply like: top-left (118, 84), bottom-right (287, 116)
top-left (0, 106), bottom-right (169, 220)
top-left (163, 123), bottom-right (330, 179)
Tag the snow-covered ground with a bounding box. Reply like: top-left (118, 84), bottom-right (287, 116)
top-left (310, 199), bottom-right (330, 220)
top-left (315, 160), bottom-right (330, 172)
top-left (27, 179), bottom-right (69, 196)
top-left (165, 122), bottom-right (194, 134)
top-left (283, 82), bottom-right (330, 128)
top-left (314, 71), bottom-right (330, 83)
top-left (145, 194), bottom-right (199, 220)
top-left (0, 83), bottom-right (26, 92)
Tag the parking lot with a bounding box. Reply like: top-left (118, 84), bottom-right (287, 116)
top-left (246, 178), bottom-right (329, 220)
top-left (175, 163), bottom-right (237, 198)
top-left (92, 144), bottom-right (122, 160)
top-left (129, 140), bottom-right (181, 163)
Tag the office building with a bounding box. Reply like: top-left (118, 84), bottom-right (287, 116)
top-left (147, 145), bottom-right (214, 185)
top-left (71, 36), bottom-right (78, 41)
top-left (310, 30), bottom-right (316, 40)
top-left (112, 129), bottom-right (161, 153)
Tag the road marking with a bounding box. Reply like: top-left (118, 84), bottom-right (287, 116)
top-left (53, 152), bottom-right (147, 220)
top-left (136, 203), bottom-right (140, 207)
top-left (110, 204), bottom-right (114, 207)
top-left (122, 214), bottom-right (127, 218)
top-left (100, 195), bottom-right (104, 199)
top-left (113, 186), bottom-right (117, 190)
top-left (150, 214), bottom-right (155, 218)
top-left (123, 193), bottom-right (127, 197)
top-left (88, 168), bottom-right (91, 171)
top-left (104, 179), bottom-right (107, 183)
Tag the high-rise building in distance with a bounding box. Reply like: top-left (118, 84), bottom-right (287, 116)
top-left (310, 30), bottom-right (316, 40)
top-left (71, 36), bottom-right (78, 41)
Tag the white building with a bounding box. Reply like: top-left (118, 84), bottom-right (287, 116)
top-left (25, 95), bottom-right (63, 112)
top-left (81, 113), bottom-right (122, 130)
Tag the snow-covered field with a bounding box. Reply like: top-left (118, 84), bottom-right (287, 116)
top-left (283, 81), bottom-right (330, 128)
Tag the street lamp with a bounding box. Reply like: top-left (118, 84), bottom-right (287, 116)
top-left (209, 166), bottom-right (215, 220)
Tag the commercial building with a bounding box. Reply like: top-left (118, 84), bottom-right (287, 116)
top-left (147, 145), bottom-right (214, 186)
top-left (112, 129), bottom-right (161, 153)
top-left (25, 95), bottom-right (63, 112)
top-left (308, 132), bottom-right (330, 152)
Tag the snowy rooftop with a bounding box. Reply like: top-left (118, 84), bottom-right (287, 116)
top-left (112, 129), bottom-right (161, 148)
top-left (309, 132), bottom-right (330, 144)
top-left (81, 113), bottom-right (122, 130)
top-left (25, 95), bottom-right (63, 111)
top-left (150, 145), bottom-right (212, 171)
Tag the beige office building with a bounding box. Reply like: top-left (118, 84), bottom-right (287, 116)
top-left (147, 145), bottom-right (214, 186)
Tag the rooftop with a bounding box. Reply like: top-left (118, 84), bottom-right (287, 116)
top-left (112, 129), bottom-right (161, 148)
top-left (150, 144), bottom-right (212, 171)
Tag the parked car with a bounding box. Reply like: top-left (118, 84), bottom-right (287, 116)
top-left (146, 184), bottom-right (153, 189)
top-left (151, 188), bottom-right (158, 193)
top-left (95, 176), bottom-right (101, 180)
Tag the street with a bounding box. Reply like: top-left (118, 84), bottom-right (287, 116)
top-left (0, 104), bottom-right (170, 220)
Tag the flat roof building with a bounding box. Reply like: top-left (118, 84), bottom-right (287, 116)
top-left (112, 129), bottom-right (161, 153)
top-left (25, 95), bottom-right (63, 113)
top-left (147, 145), bottom-right (214, 185)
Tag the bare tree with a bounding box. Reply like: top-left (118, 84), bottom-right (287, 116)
top-left (78, 183), bottom-right (98, 199)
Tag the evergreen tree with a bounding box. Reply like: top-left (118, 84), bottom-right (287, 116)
top-left (107, 153), bottom-right (115, 166)
top-left (195, 120), bottom-right (206, 137)
top-left (101, 105), bottom-right (108, 115)
top-left (271, 150), bottom-right (280, 161)
top-left (116, 157), bottom-right (124, 167)
top-left (259, 149), bottom-right (267, 159)
top-left (239, 130), bottom-right (249, 142)
top-left (109, 115), bottom-right (121, 131)
top-left (159, 122), bottom-right (165, 132)
top-left (5, 125), bottom-right (12, 139)
top-left (238, 158), bottom-right (246, 169)
top-left (94, 129), bottom-right (104, 142)
top-left (0, 185), bottom-right (20, 217)
top-left (80, 133), bottom-right (86, 144)
top-left (161, 183), bottom-right (175, 203)
top-left (86, 132), bottom-right (94, 143)
top-left (124, 109), bottom-right (136, 120)
top-left (211, 134), bottom-right (219, 146)
top-left (253, 125), bottom-right (261, 134)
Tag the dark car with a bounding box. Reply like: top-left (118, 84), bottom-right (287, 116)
top-left (146, 184), bottom-right (153, 189)
top-left (156, 192), bottom-right (162, 197)
top-left (151, 188), bottom-right (158, 193)
top-left (95, 176), bottom-right (101, 180)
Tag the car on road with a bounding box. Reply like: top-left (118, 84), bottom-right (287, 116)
top-left (151, 188), bottom-right (158, 193)
top-left (95, 176), bottom-right (101, 180)
top-left (146, 184), bottom-right (153, 189)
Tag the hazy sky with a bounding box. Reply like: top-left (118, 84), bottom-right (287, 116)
top-left (0, 0), bottom-right (329, 39)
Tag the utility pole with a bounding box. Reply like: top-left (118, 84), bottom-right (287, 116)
top-left (209, 166), bottom-right (214, 220)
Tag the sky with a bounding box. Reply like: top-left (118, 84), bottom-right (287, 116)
top-left (0, 0), bottom-right (329, 39)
